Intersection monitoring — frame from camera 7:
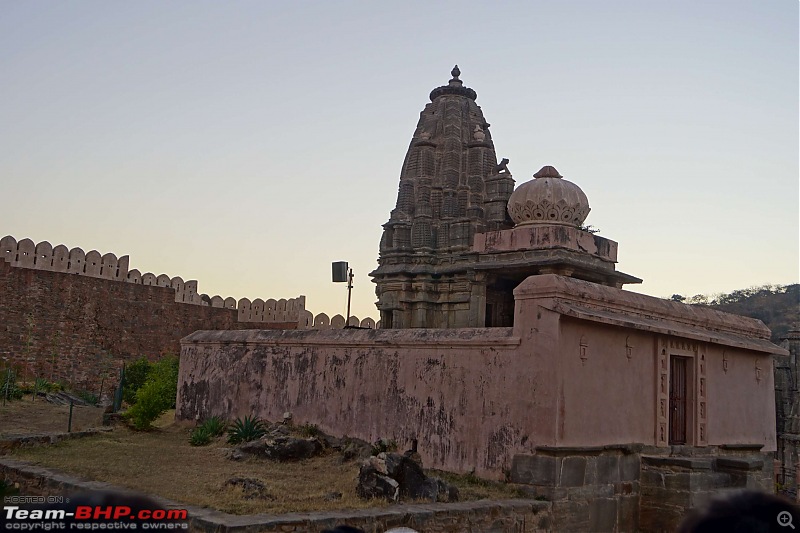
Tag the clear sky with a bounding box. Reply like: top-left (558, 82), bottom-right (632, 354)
top-left (2, 1), bottom-right (798, 321)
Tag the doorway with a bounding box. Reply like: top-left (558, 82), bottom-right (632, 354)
top-left (669, 355), bottom-right (690, 445)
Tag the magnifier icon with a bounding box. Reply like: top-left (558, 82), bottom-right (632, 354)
top-left (778, 511), bottom-right (795, 529)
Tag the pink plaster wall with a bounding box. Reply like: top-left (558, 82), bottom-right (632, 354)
top-left (705, 345), bottom-right (777, 449)
top-left (178, 328), bottom-right (552, 476)
top-left (178, 275), bottom-right (783, 475)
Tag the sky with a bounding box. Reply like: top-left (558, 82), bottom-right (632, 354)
top-left (1, 1), bottom-right (798, 321)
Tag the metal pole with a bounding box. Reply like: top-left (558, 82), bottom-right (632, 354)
top-left (68, 400), bottom-right (74, 433)
top-left (345, 268), bottom-right (353, 327)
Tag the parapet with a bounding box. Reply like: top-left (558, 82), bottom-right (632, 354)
top-left (0, 235), bottom-right (314, 328)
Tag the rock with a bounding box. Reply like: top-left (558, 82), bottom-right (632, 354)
top-left (380, 452), bottom-right (405, 478)
top-left (223, 447), bottom-right (244, 461)
top-left (323, 491), bottom-right (343, 501)
top-left (404, 449), bottom-right (423, 468)
top-left (282, 411), bottom-right (292, 424)
top-left (238, 436), bottom-right (323, 461)
top-left (357, 463), bottom-right (400, 501)
top-left (224, 477), bottom-right (274, 500)
top-left (266, 423), bottom-right (290, 438)
top-left (341, 437), bottom-right (372, 462)
top-left (395, 455), bottom-right (429, 500)
top-left (434, 477), bottom-right (460, 502)
top-left (367, 455), bottom-right (388, 475)
top-left (356, 451), bottom-right (459, 503)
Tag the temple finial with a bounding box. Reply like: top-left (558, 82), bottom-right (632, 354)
top-left (451, 65), bottom-right (460, 80)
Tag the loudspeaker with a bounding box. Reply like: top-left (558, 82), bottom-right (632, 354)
top-left (332, 261), bottom-right (349, 282)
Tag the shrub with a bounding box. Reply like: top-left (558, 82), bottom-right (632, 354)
top-left (201, 416), bottom-right (227, 437)
top-left (1, 370), bottom-right (23, 402)
top-left (33, 378), bottom-right (60, 393)
top-left (123, 357), bottom-right (153, 405)
top-left (76, 390), bottom-right (99, 406)
top-left (227, 415), bottom-right (267, 444)
top-left (189, 426), bottom-right (212, 446)
top-left (189, 416), bottom-right (228, 446)
top-left (125, 356), bottom-right (179, 430)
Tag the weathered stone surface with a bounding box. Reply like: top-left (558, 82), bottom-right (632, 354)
top-left (510, 454), bottom-right (557, 485)
top-left (559, 456), bottom-right (586, 487)
top-left (617, 495), bottom-right (639, 533)
top-left (619, 453), bottom-right (640, 481)
top-left (356, 464), bottom-right (400, 501)
top-left (395, 453), bottom-right (432, 500)
top-left (588, 498), bottom-right (618, 532)
top-left (595, 455), bottom-right (620, 483)
top-left (380, 452), bottom-right (405, 478)
top-left (340, 437), bottom-right (372, 461)
top-left (715, 456), bottom-right (764, 471)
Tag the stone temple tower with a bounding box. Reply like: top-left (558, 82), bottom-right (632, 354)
top-left (371, 66), bottom-right (515, 329)
top-left (372, 67), bottom-right (640, 329)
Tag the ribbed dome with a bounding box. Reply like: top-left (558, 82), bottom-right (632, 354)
top-left (507, 165), bottom-right (590, 227)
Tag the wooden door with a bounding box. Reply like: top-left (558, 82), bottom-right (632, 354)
top-left (669, 356), bottom-right (688, 445)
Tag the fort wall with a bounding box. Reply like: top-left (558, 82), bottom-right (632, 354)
top-left (0, 257), bottom-right (279, 392)
top-left (0, 235), bottom-right (378, 394)
top-left (0, 236), bottom-right (316, 326)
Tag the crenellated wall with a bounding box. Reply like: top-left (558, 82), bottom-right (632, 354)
top-left (1, 235), bottom-right (311, 326)
top-left (0, 235), bottom-right (379, 393)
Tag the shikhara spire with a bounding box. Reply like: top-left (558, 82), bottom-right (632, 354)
top-left (371, 67), bottom-right (639, 329)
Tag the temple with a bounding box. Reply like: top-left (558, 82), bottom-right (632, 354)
top-left (372, 67), bottom-right (640, 329)
top-left (177, 67), bottom-right (788, 532)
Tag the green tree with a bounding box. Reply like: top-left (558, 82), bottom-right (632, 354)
top-left (126, 356), bottom-right (179, 430)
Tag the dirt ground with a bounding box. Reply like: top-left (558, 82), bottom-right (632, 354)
top-left (9, 408), bottom-right (525, 515)
top-left (0, 396), bottom-right (104, 436)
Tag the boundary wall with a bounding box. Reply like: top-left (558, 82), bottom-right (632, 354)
top-left (0, 236), bottom-right (311, 326)
top-left (1, 235), bottom-right (378, 329)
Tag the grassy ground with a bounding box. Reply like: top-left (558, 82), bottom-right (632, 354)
top-left (0, 395), bottom-right (104, 436)
top-left (8, 404), bottom-right (525, 515)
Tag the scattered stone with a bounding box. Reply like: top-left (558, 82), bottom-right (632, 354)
top-left (282, 412), bottom-right (292, 424)
top-left (356, 451), bottom-right (459, 503)
top-left (323, 491), bottom-right (343, 501)
top-left (224, 477), bottom-right (274, 500)
top-left (340, 437), bottom-right (372, 462)
top-left (357, 462), bottom-right (400, 501)
top-left (238, 436), bottom-right (323, 461)
top-left (44, 391), bottom-right (90, 406)
top-left (266, 423), bottom-right (290, 438)
top-left (223, 447), bottom-right (244, 461)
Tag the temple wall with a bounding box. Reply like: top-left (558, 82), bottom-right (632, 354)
top-left (177, 327), bottom-right (536, 475)
top-left (557, 319), bottom-right (657, 446)
top-left (178, 275), bottom-right (783, 478)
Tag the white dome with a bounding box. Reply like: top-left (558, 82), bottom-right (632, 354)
top-left (507, 165), bottom-right (590, 227)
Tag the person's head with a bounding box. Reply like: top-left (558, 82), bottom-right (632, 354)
top-left (678, 489), bottom-right (800, 533)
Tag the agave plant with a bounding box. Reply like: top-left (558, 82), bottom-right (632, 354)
top-left (200, 415), bottom-right (227, 437)
top-left (189, 426), bottom-right (212, 446)
top-left (227, 415), bottom-right (267, 444)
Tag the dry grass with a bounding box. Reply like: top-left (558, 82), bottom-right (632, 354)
top-left (10, 408), bottom-right (525, 515)
top-left (0, 396), bottom-right (104, 436)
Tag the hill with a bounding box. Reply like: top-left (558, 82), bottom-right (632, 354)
top-left (668, 284), bottom-right (799, 343)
